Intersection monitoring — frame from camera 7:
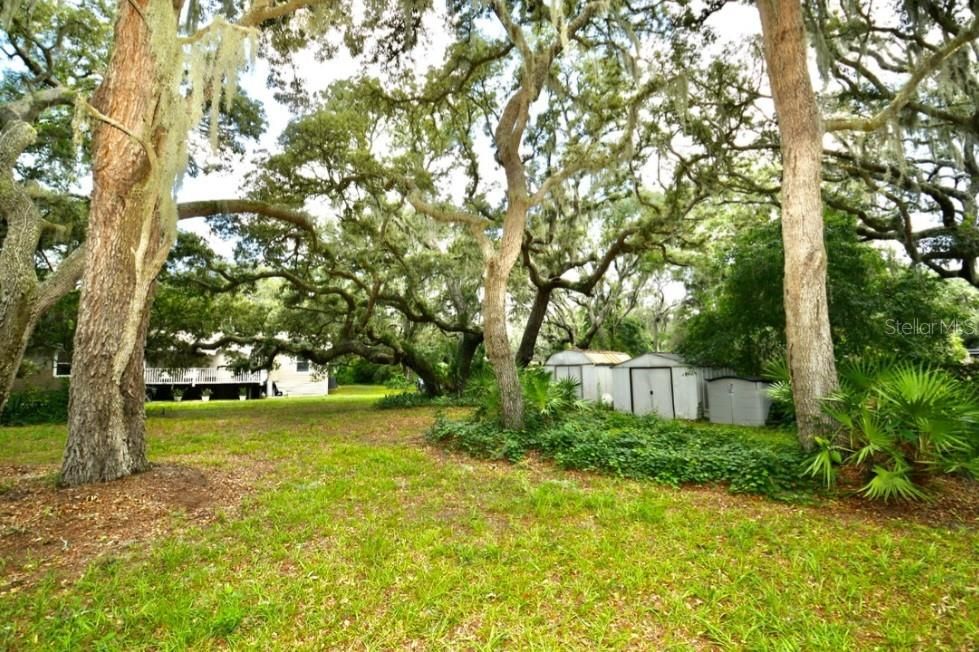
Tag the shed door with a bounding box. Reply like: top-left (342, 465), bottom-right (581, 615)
top-left (631, 368), bottom-right (674, 418)
top-left (731, 381), bottom-right (764, 426)
top-left (715, 382), bottom-right (735, 424)
top-left (554, 365), bottom-right (584, 398)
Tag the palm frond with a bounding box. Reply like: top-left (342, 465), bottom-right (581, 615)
top-left (861, 464), bottom-right (928, 502)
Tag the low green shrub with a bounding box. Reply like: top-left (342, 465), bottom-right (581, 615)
top-left (763, 356), bottom-right (796, 425)
top-left (374, 391), bottom-right (475, 410)
top-left (382, 372), bottom-right (416, 390)
top-left (428, 369), bottom-right (811, 498)
top-left (376, 392), bottom-right (438, 409)
top-left (1, 383), bottom-right (70, 425)
top-left (428, 409), bottom-right (812, 498)
top-left (466, 367), bottom-right (584, 429)
top-left (810, 358), bottom-right (979, 501)
top-left (428, 417), bottom-right (531, 460)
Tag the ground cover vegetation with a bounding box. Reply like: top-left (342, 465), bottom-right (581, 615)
top-left (0, 0), bottom-right (978, 646)
top-left (3, 0), bottom-right (979, 485)
top-left (1, 394), bottom-right (976, 650)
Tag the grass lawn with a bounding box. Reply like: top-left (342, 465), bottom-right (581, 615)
top-left (1, 389), bottom-right (976, 650)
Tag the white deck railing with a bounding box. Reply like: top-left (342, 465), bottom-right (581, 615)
top-left (144, 367), bottom-right (265, 385)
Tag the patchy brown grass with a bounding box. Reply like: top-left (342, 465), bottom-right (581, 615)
top-left (0, 396), bottom-right (976, 649)
top-left (823, 474), bottom-right (979, 528)
top-left (0, 460), bottom-right (265, 593)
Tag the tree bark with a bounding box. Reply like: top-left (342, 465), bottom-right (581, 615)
top-left (0, 300), bottom-right (36, 414)
top-left (453, 331), bottom-right (483, 392)
top-left (757, 0), bottom-right (838, 450)
top-left (482, 62), bottom-right (537, 430)
top-left (399, 345), bottom-right (443, 397)
top-left (0, 249), bottom-right (86, 415)
top-left (0, 88), bottom-right (78, 412)
top-left (515, 285), bottom-right (552, 367)
top-left (0, 121), bottom-right (43, 414)
top-left (484, 228), bottom-right (524, 429)
top-left (62, 0), bottom-right (171, 485)
top-left (0, 117), bottom-right (89, 415)
top-left (406, 1), bottom-right (606, 429)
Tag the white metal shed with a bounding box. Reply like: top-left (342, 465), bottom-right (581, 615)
top-left (543, 350), bottom-right (630, 402)
top-left (611, 353), bottom-right (709, 419)
top-left (705, 376), bottom-right (772, 426)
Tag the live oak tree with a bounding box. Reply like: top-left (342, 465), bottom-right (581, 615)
top-left (57, 0), bottom-right (440, 485)
top-left (516, 194), bottom-right (681, 366)
top-left (223, 113), bottom-right (489, 394)
top-left (514, 36), bottom-right (764, 367)
top-left (0, 1), bottom-right (104, 414)
top-left (753, 0), bottom-right (979, 448)
top-left (246, 87), bottom-right (706, 381)
top-left (0, 1), bottom-right (275, 413)
top-left (0, 102), bottom-right (86, 414)
top-left (179, 196), bottom-right (487, 397)
top-left (223, 1), bottom-right (619, 429)
top-left (514, 15), bottom-right (769, 365)
top-left (186, 180), bottom-right (692, 396)
top-left (808, 0), bottom-right (979, 286)
top-left (48, 0), bottom-right (379, 485)
top-left (276, 0), bottom-right (722, 429)
top-left (246, 1), bottom-right (756, 427)
top-left (399, 1), bottom-right (636, 429)
top-left (0, 1), bottom-right (332, 483)
top-left (62, 0), bottom-right (246, 483)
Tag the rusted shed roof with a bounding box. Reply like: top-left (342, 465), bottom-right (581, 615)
top-left (545, 349), bottom-right (631, 366)
top-left (580, 350), bottom-right (632, 365)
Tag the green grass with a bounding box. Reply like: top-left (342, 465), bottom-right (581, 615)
top-left (1, 390), bottom-right (976, 650)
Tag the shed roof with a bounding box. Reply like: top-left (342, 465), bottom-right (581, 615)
top-left (705, 375), bottom-right (769, 383)
top-left (613, 352), bottom-right (692, 368)
top-left (544, 349), bottom-right (631, 366)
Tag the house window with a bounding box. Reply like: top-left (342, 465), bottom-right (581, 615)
top-left (54, 356), bottom-right (72, 378)
top-left (296, 357), bottom-right (310, 373)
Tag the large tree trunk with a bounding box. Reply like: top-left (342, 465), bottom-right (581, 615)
top-left (515, 285), bottom-right (552, 367)
top-left (0, 281), bottom-right (79, 417)
top-left (453, 331), bottom-right (483, 392)
top-left (0, 121), bottom-right (42, 414)
top-left (0, 121), bottom-right (85, 414)
top-left (62, 0), bottom-right (175, 485)
top-left (484, 234), bottom-right (524, 429)
top-left (400, 345), bottom-right (443, 397)
top-left (757, 0), bottom-right (838, 450)
top-left (0, 299), bottom-right (35, 414)
top-left (486, 76), bottom-right (536, 430)
top-left (0, 120), bottom-right (87, 414)
top-left (63, 285), bottom-right (153, 484)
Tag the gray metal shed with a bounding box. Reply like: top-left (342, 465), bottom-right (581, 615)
top-left (611, 353), bottom-right (737, 420)
top-left (705, 376), bottom-right (772, 426)
top-left (543, 350), bottom-right (630, 402)
top-left (611, 353), bottom-right (704, 419)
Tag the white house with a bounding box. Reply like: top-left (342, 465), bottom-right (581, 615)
top-left (54, 347), bottom-right (330, 399)
top-left (267, 353), bottom-right (330, 397)
top-left (543, 349), bottom-right (631, 402)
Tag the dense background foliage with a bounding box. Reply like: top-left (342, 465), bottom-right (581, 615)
top-left (677, 212), bottom-right (976, 374)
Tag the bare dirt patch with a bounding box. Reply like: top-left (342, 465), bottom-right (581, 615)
top-left (824, 475), bottom-right (979, 528)
top-left (0, 460), bottom-right (265, 593)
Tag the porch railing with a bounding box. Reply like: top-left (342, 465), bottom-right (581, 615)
top-left (144, 367), bottom-right (265, 385)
